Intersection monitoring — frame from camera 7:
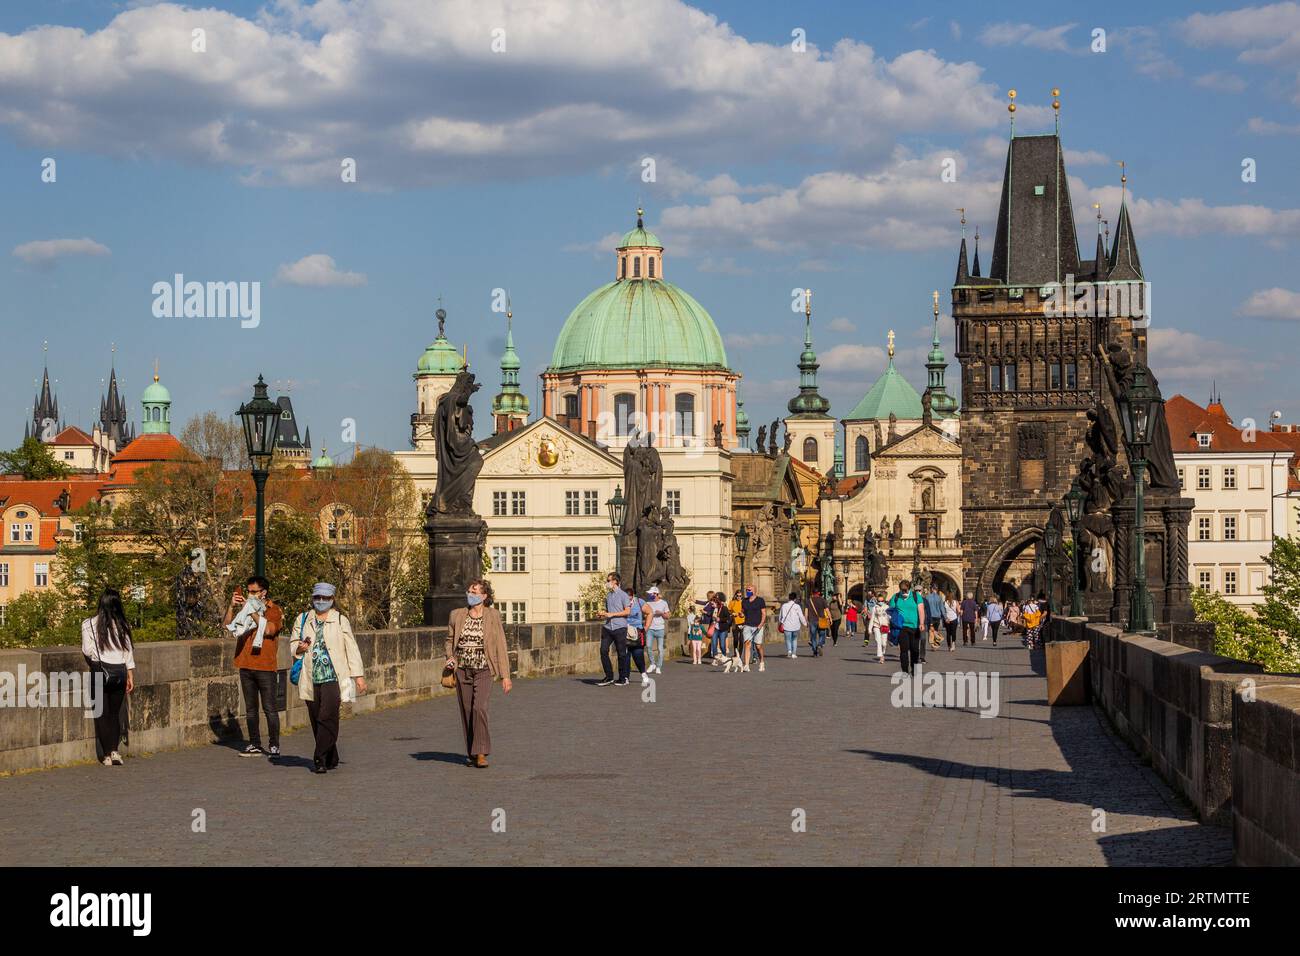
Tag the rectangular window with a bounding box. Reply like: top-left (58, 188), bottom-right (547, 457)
top-left (34, 563), bottom-right (49, 587)
top-left (510, 546), bottom-right (527, 572)
top-left (988, 364), bottom-right (1001, 391)
top-left (1223, 515), bottom-right (1237, 541)
top-left (1197, 467), bottom-right (1211, 490)
top-left (666, 489), bottom-right (681, 516)
top-left (492, 491), bottom-right (507, 517)
top-left (0, 563), bottom-right (7, 587)
top-left (565, 601), bottom-right (582, 623)
top-left (1064, 362), bottom-right (1077, 389)
top-left (508, 602), bottom-right (527, 625)
top-left (23, 523), bottom-right (33, 543)
top-left (1197, 433), bottom-right (1211, 448)
top-left (1178, 468), bottom-right (1185, 490)
top-left (63, 451), bottom-right (74, 460)
top-left (1049, 361), bottom-right (1061, 390)
top-left (564, 491), bottom-right (580, 516)
top-left (1197, 516), bottom-right (1212, 540)
top-left (1222, 467), bottom-right (1236, 490)
top-left (491, 546), bottom-right (508, 573)
top-left (510, 491), bottom-right (526, 516)
top-left (1223, 570), bottom-right (1238, 595)
top-left (1003, 364), bottom-right (1017, 391)
top-left (583, 490), bottom-right (599, 516)
top-left (1197, 569), bottom-right (1212, 589)
top-left (564, 546), bottom-right (579, 572)
top-left (583, 545), bottom-right (600, 572)
top-left (8, 524), bottom-right (17, 543)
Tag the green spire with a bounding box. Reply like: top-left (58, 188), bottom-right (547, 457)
top-left (925, 292), bottom-right (959, 417)
top-left (736, 398), bottom-right (751, 446)
top-left (787, 289), bottom-right (831, 418)
top-left (140, 362), bottom-right (172, 435)
top-left (492, 306), bottom-right (530, 419)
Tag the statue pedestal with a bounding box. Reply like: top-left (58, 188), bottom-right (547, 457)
top-left (1109, 493), bottom-right (1194, 628)
top-left (423, 512), bottom-right (487, 627)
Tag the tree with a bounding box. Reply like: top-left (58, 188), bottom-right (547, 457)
top-left (1192, 586), bottom-right (1299, 674)
top-left (1256, 533), bottom-right (1300, 671)
top-left (233, 510), bottom-right (334, 621)
top-left (0, 591), bottom-right (66, 648)
top-left (0, 437), bottom-right (73, 480)
top-left (180, 412), bottom-right (250, 470)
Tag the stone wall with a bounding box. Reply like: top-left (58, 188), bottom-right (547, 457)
top-left (1051, 616), bottom-right (1300, 864)
top-left (0, 617), bottom-right (687, 774)
top-left (1232, 683), bottom-right (1300, 865)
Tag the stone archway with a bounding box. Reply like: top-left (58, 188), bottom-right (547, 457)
top-left (930, 570), bottom-right (961, 599)
top-left (977, 526), bottom-right (1044, 603)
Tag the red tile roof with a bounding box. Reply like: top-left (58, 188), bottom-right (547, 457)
top-left (49, 426), bottom-right (95, 447)
top-left (1165, 395), bottom-right (1294, 455)
top-left (0, 478), bottom-right (107, 513)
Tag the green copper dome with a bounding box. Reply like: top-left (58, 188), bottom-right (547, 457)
top-left (548, 280), bottom-right (728, 372)
top-left (312, 448), bottom-right (335, 470)
top-left (141, 378), bottom-right (170, 405)
top-left (416, 335), bottom-right (465, 376)
top-left (620, 225), bottom-right (662, 248)
top-left (845, 357), bottom-right (924, 421)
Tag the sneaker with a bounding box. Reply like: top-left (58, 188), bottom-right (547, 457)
top-left (101, 756), bottom-right (113, 767)
top-left (239, 745), bottom-right (264, 757)
top-left (758, 661), bottom-right (765, 673)
top-left (641, 672), bottom-right (650, 686)
top-left (597, 677), bottom-right (616, 686)
top-left (792, 652), bottom-right (797, 658)
top-left (109, 751), bottom-right (123, 765)
top-left (268, 746), bottom-right (280, 758)
top-left (741, 665), bottom-right (750, 673)
top-left (614, 678), bottom-right (629, 686)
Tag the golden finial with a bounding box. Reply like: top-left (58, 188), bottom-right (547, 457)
top-left (887, 329), bottom-right (895, 359)
top-left (1117, 160), bottom-right (1127, 201)
top-left (153, 357), bottom-right (159, 383)
top-left (1051, 87), bottom-right (1060, 110)
top-left (804, 287), bottom-right (812, 317)
top-left (932, 290), bottom-right (940, 317)
top-left (1007, 89), bottom-right (1016, 111)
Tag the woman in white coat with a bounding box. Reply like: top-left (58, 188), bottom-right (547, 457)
top-left (869, 596), bottom-right (891, 664)
top-left (292, 582), bottom-right (367, 774)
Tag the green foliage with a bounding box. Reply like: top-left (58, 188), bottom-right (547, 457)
top-left (0, 437), bottom-right (74, 479)
top-left (236, 510), bottom-right (334, 618)
top-left (1192, 586), bottom-right (1299, 674)
top-left (391, 543), bottom-right (429, 628)
top-left (0, 591), bottom-right (67, 648)
top-left (576, 571), bottom-right (608, 621)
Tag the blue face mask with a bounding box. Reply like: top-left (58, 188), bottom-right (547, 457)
top-left (466, 592), bottom-right (486, 607)
top-left (312, 599), bottom-right (332, 614)
top-left (745, 589), bottom-right (754, 598)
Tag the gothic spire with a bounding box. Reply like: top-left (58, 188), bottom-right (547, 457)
top-left (787, 288), bottom-right (831, 418)
top-left (1108, 198), bottom-right (1143, 281)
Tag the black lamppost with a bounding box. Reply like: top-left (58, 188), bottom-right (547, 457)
top-left (606, 485), bottom-right (627, 577)
top-left (237, 375), bottom-right (281, 579)
top-left (1043, 521), bottom-right (1060, 616)
top-left (1120, 366), bottom-right (1159, 632)
top-left (735, 524), bottom-right (750, 594)
top-left (1065, 478), bottom-right (1086, 617)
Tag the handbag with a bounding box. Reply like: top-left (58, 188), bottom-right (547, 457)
top-left (288, 612), bottom-right (309, 685)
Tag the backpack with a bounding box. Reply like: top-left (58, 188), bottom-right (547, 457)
top-left (887, 593), bottom-right (919, 632)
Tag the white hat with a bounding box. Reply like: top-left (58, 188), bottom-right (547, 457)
top-left (647, 585), bottom-right (661, 595)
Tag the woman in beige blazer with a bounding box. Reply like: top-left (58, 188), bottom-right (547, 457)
top-left (292, 582), bottom-right (367, 774)
top-left (445, 578), bottom-right (512, 768)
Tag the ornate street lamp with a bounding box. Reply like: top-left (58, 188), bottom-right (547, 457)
top-left (1065, 478), bottom-right (1086, 617)
top-left (1120, 365), bottom-right (1159, 632)
top-left (237, 375), bottom-right (281, 578)
top-left (606, 484), bottom-right (627, 576)
top-left (735, 523), bottom-right (750, 594)
top-left (1043, 521), bottom-right (1060, 616)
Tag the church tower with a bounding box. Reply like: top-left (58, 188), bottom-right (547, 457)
top-left (411, 306), bottom-right (466, 450)
top-left (140, 366), bottom-right (172, 435)
top-left (26, 345), bottom-right (60, 442)
top-left (782, 289), bottom-right (835, 473)
top-left (955, 91), bottom-right (1146, 601)
top-left (491, 305), bottom-right (530, 434)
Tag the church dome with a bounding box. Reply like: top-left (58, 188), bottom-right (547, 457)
top-left (141, 378), bottom-right (171, 405)
top-left (416, 309), bottom-right (466, 377)
top-left (548, 211), bottom-right (728, 372)
top-left (844, 356), bottom-right (923, 422)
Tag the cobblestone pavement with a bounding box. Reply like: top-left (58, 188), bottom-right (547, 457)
top-left (0, 634), bottom-right (1231, 866)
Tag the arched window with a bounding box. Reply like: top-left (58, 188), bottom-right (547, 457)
top-left (803, 436), bottom-right (818, 463)
top-left (674, 393), bottom-right (695, 437)
top-left (854, 435), bottom-right (869, 472)
top-left (563, 393), bottom-right (579, 419)
top-left (620, 256), bottom-right (627, 279)
top-left (615, 393), bottom-right (636, 436)
top-left (648, 256), bottom-right (656, 278)
top-left (151, 407), bottom-right (161, 422)
top-left (633, 256), bottom-right (641, 278)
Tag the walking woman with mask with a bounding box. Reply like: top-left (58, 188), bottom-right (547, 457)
top-left (292, 582), bottom-right (366, 774)
top-left (81, 589), bottom-right (136, 766)
top-left (445, 579), bottom-right (512, 768)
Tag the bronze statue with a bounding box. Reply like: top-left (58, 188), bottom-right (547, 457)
top-left (431, 370), bottom-right (482, 515)
top-left (1101, 343), bottom-right (1179, 492)
top-left (755, 425), bottom-right (767, 453)
top-left (713, 420), bottom-right (724, 448)
top-left (768, 420), bottom-right (779, 456)
top-left (621, 436), bottom-right (663, 542)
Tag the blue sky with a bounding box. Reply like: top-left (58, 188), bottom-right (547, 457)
top-left (4, 0), bottom-right (1300, 456)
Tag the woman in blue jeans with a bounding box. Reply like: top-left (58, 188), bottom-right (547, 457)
top-left (644, 585), bottom-right (670, 673)
top-left (778, 592), bottom-right (806, 658)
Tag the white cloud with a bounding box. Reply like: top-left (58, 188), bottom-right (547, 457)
top-left (0, 0), bottom-right (1011, 188)
top-left (696, 256), bottom-right (754, 276)
top-left (1064, 149), bottom-right (1109, 166)
top-left (1148, 326), bottom-right (1278, 384)
top-left (1247, 116), bottom-right (1300, 134)
top-left (275, 254), bottom-right (367, 287)
top-left (724, 332), bottom-right (787, 349)
top-left (1195, 71), bottom-right (1248, 93)
top-left (1112, 26), bottom-right (1182, 80)
top-left (1076, 183), bottom-right (1300, 239)
top-left (1180, 4), bottom-right (1300, 99)
top-left (978, 22), bottom-right (1077, 51)
top-left (819, 343), bottom-right (886, 373)
top-left (829, 317), bottom-right (857, 333)
top-left (1237, 287), bottom-right (1300, 320)
top-left (12, 237), bottom-right (110, 266)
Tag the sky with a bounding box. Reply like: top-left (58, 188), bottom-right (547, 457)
top-left (4, 0), bottom-right (1300, 458)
